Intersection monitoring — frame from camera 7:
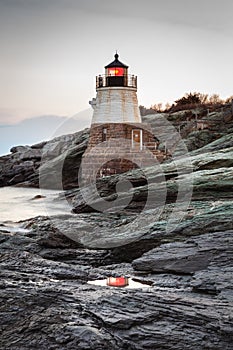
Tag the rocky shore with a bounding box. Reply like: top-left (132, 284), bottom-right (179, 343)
top-left (0, 110), bottom-right (233, 349)
top-left (0, 106), bottom-right (232, 190)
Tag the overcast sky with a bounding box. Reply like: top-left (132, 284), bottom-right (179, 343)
top-left (0, 0), bottom-right (233, 124)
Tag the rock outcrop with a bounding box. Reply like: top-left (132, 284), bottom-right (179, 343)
top-left (0, 129), bottom-right (89, 189)
top-left (0, 107), bottom-right (233, 349)
top-left (0, 104), bottom-right (232, 190)
top-left (0, 198), bottom-right (232, 349)
top-left (71, 132), bottom-right (233, 214)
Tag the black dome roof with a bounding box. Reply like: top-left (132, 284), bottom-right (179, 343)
top-left (105, 53), bottom-right (128, 69)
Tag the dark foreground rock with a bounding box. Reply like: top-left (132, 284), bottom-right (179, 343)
top-left (1, 273), bottom-right (232, 350)
top-left (0, 195), bottom-right (233, 349)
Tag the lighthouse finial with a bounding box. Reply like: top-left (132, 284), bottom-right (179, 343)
top-left (115, 50), bottom-right (119, 60)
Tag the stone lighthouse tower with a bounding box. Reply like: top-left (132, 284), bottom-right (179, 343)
top-left (81, 53), bottom-right (162, 183)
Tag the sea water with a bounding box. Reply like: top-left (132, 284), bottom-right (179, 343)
top-left (0, 186), bottom-right (70, 223)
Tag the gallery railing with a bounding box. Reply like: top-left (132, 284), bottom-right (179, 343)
top-left (96, 74), bottom-right (137, 89)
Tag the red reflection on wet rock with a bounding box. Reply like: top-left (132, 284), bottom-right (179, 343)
top-left (107, 277), bottom-right (129, 287)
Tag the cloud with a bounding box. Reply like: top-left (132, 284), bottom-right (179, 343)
top-left (1, 0), bottom-right (232, 31)
top-left (54, 0), bottom-right (233, 33)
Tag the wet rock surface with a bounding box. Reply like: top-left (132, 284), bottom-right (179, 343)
top-left (0, 113), bottom-right (233, 348)
top-left (1, 196), bottom-right (233, 349)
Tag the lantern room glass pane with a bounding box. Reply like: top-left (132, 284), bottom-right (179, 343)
top-left (107, 67), bottom-right (124, 76)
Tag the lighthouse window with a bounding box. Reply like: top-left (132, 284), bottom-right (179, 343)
top-left (102, 128), bottom-right (107, 141)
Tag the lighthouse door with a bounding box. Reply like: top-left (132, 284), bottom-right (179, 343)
top-left (132, 129), bottom-right (142, 150)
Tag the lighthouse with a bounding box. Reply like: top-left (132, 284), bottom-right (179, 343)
top-left (81, 53), bottom-right (163, 184)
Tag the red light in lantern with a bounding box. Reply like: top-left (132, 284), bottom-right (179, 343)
top-left (107, 67), bottom-right (124, 76)
top-left (107, 277), bottom-right (129, 287)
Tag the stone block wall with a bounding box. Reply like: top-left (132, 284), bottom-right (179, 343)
top-left (81, 124), bottom-right (165, 183)
top-left (87, 122), bottom-right (158, 149)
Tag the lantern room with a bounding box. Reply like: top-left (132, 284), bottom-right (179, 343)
top-left (96, 53), bottom-right (137, 89)
top-left (105, 52), bottom-right (128, 87)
